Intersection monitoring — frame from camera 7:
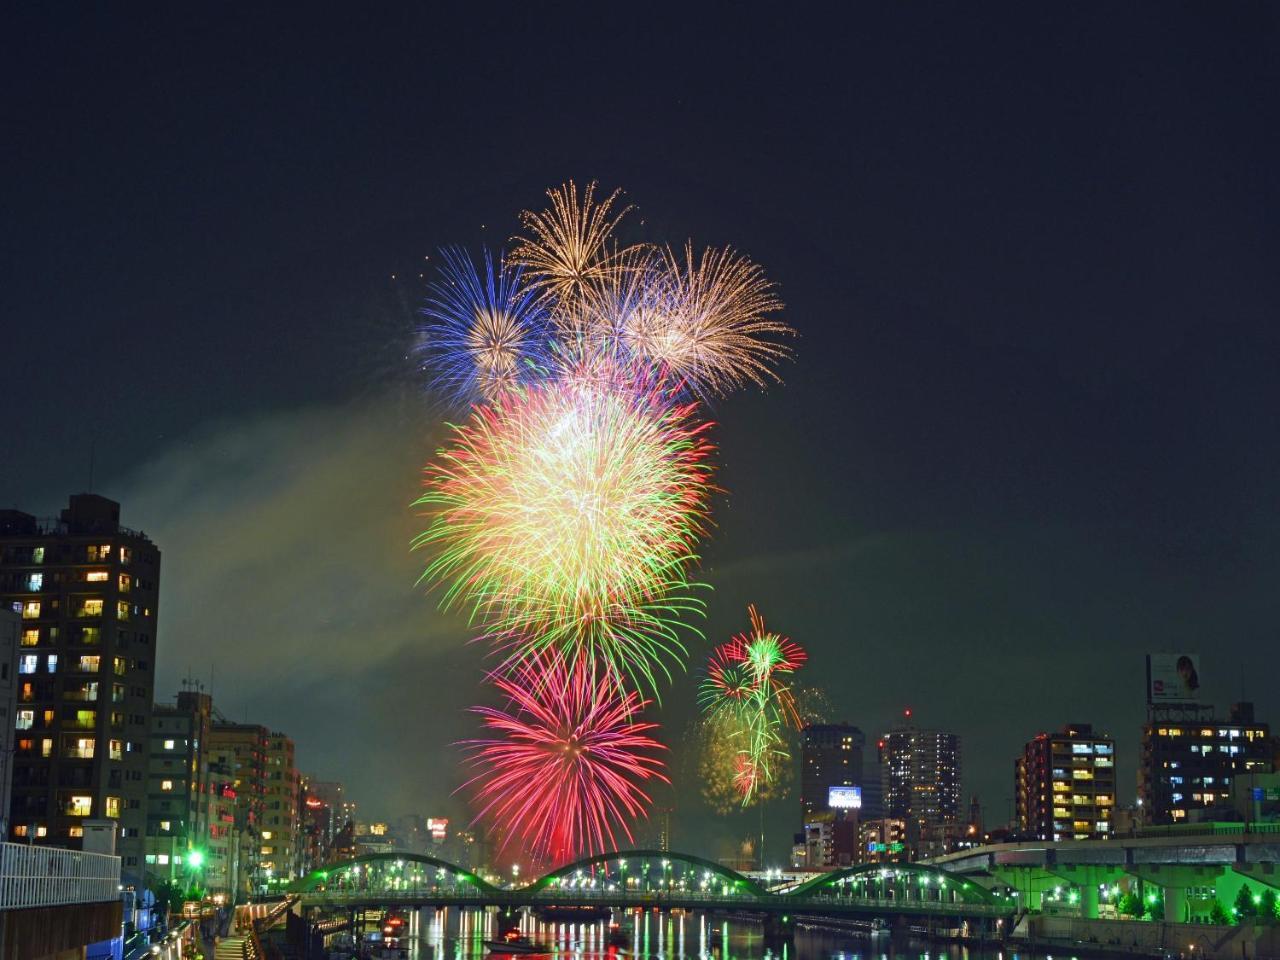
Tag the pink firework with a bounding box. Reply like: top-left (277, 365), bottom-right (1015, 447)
top-left (463, 654), bottom-right (668, 866)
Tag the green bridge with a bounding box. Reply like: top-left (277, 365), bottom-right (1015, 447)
top-left (289, 850), bottom-right (1016, 927)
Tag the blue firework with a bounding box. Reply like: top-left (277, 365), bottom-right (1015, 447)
top-left (418, 247), bottom-right (548, 404)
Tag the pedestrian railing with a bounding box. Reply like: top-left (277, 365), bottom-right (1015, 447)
top-left (0, 841), bottom-right (121, 909)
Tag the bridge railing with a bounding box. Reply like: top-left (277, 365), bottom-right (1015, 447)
top-left (0, 842), bottom-right (121, 910)
top-left (297, 887), bottom-right (1012, 917)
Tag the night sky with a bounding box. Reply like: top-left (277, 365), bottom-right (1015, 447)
top-left (3, 6), bottom-right (1279, 861)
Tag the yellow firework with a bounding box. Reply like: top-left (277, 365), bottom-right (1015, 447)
top-left (635, 242), bottom-right (793, 395)
top-left (512, 181), bottom-right (635, 311)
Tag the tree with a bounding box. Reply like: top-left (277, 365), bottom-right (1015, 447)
top-left (1235, 884), bottom-right (1258, 923)
top-left (1146, 893), bottom-right (1165, 921)
top-left (1209, 900), bottom-right (1231, 926)
top-left (1118, 891), bottom-right (1143, 918)
top-left (1261, 888), bottom-right (1279, 925)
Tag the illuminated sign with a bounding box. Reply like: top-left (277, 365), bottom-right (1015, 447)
top-left (427, 817), bottom-right (448, 841)
top-left (828, 785), bottom-right (861, 810)
top-left (1147, 653), bottom-right (1201, 705)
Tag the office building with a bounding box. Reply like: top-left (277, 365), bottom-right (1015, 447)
top-left (1140, 702), bottom-right (1271, 823)
top-left (880, 711), bottom-right (962, 831)
top-left (1, 494), bottom-right (160, 879)
top-left (1015, 723), bottom-right (1116, 841)
top-left (859, 817), bottom-right (908, 864)
top-left (209, 722), bottom-right (269, 897)
top-left (800, 723), bottom-right (866, 821)
top-left (144, 689), bottom-right (213, 890)
top-left (0, 609), bottom-right (19, 836)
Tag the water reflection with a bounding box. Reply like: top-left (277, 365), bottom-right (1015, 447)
top-left (337, 909), bottom-right (1070, 960)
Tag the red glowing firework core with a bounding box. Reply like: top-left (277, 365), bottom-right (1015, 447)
top-left (463, 655), bottom-right (668, 866)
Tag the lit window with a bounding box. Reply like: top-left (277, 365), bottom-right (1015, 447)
top-left (164, 739), bottom-right (175, 750)
top-left (41, 739), bottom-right (52, 758)
top-left (73, 710), bottom-right (96, 729)
top-left (22, 602), bottom-right (39, 620)
top-left (67, 738), bottom-right (95, 759)
top-left (16, 710), bottom-right (33, 730)
top-left (19, 655), bottom-right (38, 674)
top-left (161, 780), bottom-right (173, 791)
top-left (119, 546), bottom-right (131, 564)
top-left (35, 826), bottom-right (46, 838)
top-left (105, 796), bottom-right (120, 818)
top-left (261, 831), bottom-right (272, 840)
top-left (21, 629), bottom-right (38, 647)
top-left (113, 657), bottom-right (127, 676)
top-left (86, 571), bottom-right (109, 582)
top-left (67, 795), bottom-right (92, 817)
top-left (12, 826), bottom-right (27, 838)
top-left (78, 655), bottom-right (100, 673)
top-left (116, 602), bottom-right (130, 622)
top-left (26, 573), bottom-right (43, 591)
top-left (80, 599), bottom-right (103, 617)
top-left (160, 820), bottom-right (171, 831)
top-left (46, 654), bottom-right (57, 673)
top-left (157, 854), bottom-right (169, 865)
top-left (109, 739), bottom-right (122, 761)
top-left (32, 547), bottom-right (44, 563)
top-left (118, 574), bottom-right (131, 593)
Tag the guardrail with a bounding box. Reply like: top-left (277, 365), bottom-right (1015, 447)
top-left (0, 842), bottom-right (120, 909)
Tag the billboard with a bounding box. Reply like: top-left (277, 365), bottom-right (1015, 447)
top-left (828, 785), bottom-right (862, 810)
top-left (1147, 653), bottom-right (1202, 704)
top-left (427, 817), bottom-right (448, 841)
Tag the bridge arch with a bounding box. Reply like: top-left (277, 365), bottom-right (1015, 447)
top-left (288, 851), bottom-right (499, 895)
top-left (791, 862), bottom-right (998, 905)
top-left (528, 850), bottom-right (768, 897)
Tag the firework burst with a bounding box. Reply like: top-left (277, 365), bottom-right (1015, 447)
top-left (625, 243), bottom-right (793, 396)
top-left (698, 605), bottom-right (806, 804)
top-left (414, 359), bottom-right (715, 694)
top-left (418, 247), bottom-right (548, 405)
top-left (463, 654), bottom-right (667, 866)
top-left (512, 181), bottom-right (635, 312)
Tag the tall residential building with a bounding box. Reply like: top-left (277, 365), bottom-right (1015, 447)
top-left (299, 776), bottom-right (332, 873)
top-left (0, 494), bottom-right (160, 880)
top-left (800, 723), bottom-right (866, 821)
top-left (262, 731), bottom-right (300, 883)
top-left (209, 722), bottom-right (269, 898)
top-left (0, 609), bottom-right (20, 837)
top-left (144, 690), bottom-right (213, 891)
top-left (1015, 723), bottom-right (1116, 841)
top-left (206, 759), bottom-right (240, 897)
top-left (879, 711), bottom-right (962, 840)
top-left (1140, 702), bottom-right (1271, 824)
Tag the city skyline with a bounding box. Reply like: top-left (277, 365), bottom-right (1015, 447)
top-left (3, 494), bottom-right (1269, 868)
top-left (5, 5), bottom-right (1280, 866)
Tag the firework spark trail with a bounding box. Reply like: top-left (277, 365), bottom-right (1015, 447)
top-left (418, 247), bottom-right (548, 405)
top-left (414, 359), bottom-right (715, 695)
top-left (624, 242), bottom-right (793, 396)
top-left (512, 181), bottom-right (636, 313)
top-left (698, 605), bottom-right (806, 804)
top-left (463, 654), bottom-right (668, 865)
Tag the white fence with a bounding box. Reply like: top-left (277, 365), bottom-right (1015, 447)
top-left (0, 842), bottom-right (120, 909)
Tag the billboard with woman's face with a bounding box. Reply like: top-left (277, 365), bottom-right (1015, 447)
top-left (1147, 653), bottom-right (1201, 703)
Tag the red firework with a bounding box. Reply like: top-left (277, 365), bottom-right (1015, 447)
top-left (463, 654), bottom-right (668, 866)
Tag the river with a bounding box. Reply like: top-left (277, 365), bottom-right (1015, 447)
top-left (337, 908), bottom-right (1089, 960)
